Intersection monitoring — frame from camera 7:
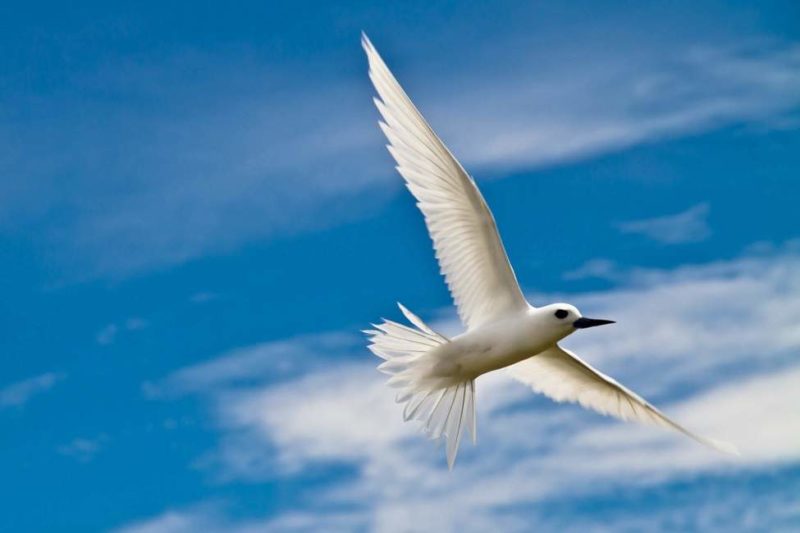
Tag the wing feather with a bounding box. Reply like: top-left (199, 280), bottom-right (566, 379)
top-left (363, 34), bottom-right (528, 330)
top-left (508, 344), bottom-right (739, 455)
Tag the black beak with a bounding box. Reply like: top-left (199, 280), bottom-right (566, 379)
top-left (573, 317), bottom-right (615, 329)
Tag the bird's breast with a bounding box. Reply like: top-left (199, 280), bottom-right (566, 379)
top-left (448, 316), bottom-right (555, 378)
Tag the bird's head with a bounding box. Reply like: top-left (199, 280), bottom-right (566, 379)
top-left (542, 303), bottom-right (615, 336)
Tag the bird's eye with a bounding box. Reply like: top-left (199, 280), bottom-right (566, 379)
top-left (554, 309), bottom-right (569, 319)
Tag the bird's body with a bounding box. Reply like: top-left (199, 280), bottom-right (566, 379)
top-left (361, 34), bottom-right (736, 468)
top-left (415, 305), bottom-right (574, 384)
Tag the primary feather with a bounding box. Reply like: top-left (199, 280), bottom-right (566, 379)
top-left (508, 345), bottom-right (739, 455)
top-left (362, 34), bottom-right (529, 331)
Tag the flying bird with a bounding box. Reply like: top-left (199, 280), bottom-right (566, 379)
top-left (361, 34), bottom-right (737, 469)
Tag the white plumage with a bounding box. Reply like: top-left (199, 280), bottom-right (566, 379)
top-left (507, 344), bottom-right (739, 455)
top-left (363, 35), bottom-right (528, 331)
top-left (362, 34), bottom-right (737, 469)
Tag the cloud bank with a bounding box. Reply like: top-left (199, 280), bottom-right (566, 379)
top-left (128, 246), bottom-right (800, 531)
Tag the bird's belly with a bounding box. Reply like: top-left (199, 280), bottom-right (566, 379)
top-left (443, 328), bottom-right (552, 379)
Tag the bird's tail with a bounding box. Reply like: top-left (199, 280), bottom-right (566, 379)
top-left (365, 303), bottom-right (476, 469)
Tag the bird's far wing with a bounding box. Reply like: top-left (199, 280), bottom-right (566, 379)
top-left (507, 344), bottom-right (739, 455)
top-left (363, 35), bottom-right (529, 330)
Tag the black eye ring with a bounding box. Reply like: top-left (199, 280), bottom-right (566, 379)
top-left (554, 309), bottom-right (569, 319)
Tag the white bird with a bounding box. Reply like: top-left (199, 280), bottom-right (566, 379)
top-left (361, 34), bottom-right (737, 469)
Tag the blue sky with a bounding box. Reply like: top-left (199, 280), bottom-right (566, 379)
top-left (1, 1), bottom-right (799, 531)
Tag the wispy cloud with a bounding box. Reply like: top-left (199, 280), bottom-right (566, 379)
top-left (112, 504), bottom-right (229, 533)
top-left (616, 203), bottom-right (711, 244)
top-left (112, 503), bottom-right (363, 533)
top-left (0, 372), bottom-right (65, 409)
top-left (0, 50), bottom-right (385, 279)
top-left (96, 318), bottom-right (149, 345)
top-left (2, 37), bottom-right (797, 278)
top-left (95, 324), bottom-right (119, 346)
top-left (136, 246), bottom-right (800, 530)
top-left (143, 332), bottom-right (357, 399)
top-left (189, 292), bottom-right (219, 304)
top-left (562, 258), bottom-right (620, 281)
top-left (57, 435), bottom-right (108, 463)
top-left (435, 42), bottom-right (800, 171)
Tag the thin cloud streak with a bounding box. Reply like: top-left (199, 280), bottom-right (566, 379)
top-left (56, 435), bottom-right (108, 463)
top-left (435, 42), bottom-right (800, 171)
top-left (616, 203), bottom-right (711, 244)
top-left (113, 503), bottom-right (365, 533)
top-left (0, 372), bottom-right (65, 409)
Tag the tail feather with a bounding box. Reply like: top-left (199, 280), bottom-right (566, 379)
top-left (466, 380), bottom-right (476, 444)
top-left (366, 303), bottom-right (475, 469)
top-left (397, 303), bottom-right (445, 340)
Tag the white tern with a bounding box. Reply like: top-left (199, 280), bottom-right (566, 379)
top-left (361, 34), bottom-right (737, 469)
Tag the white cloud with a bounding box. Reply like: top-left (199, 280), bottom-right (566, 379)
top-left (57, 435), bottom-right (108, 463)
top-left (563, 258), bottom-right (620, 281)
top-left (0, 372), bottom-right (65, 409)
top-left (0, 50), bottom-right (387, 279)
top-left (571, 366), bottom-right (800, 470)
top-left (616, 203), bottom-right (711, 244)
top-left (144, 333), bottom-right (357, 398)
top-left (3, 38), bottom-right (797, 278)
top-left (189, 292), bottom-right (219, 304)
top-left (212, 365), bottom-right (417, 477)
top-left (96, 324), bottom-right (119, 346)
top-left (137, 247), bottom-right (800, 531)
top-left (113, 505), bottom-right (223, 533)
top-left (198, 364), bottom-right (799, 530)
top-left (433, 43), bottom-right (800, 172)
top-left (96, 318), bottom-right (149, 345)
top-left (112, 504), bottom-right (365, 533)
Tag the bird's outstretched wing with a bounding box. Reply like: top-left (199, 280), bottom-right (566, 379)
top-left (363, 35), bottom-right (529, 331)
top-left (508, 344), bottom-right (739, 454)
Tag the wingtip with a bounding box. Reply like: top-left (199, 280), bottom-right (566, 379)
top-left (711, 439), bottom-right (742, 457)
top-left (695, 434), bottom-right (740, 457)
top-left (361, 31), bottom-right (373, 52)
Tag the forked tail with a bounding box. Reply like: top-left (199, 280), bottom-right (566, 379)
top-left (364, 303), bottom-right (475, 469)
